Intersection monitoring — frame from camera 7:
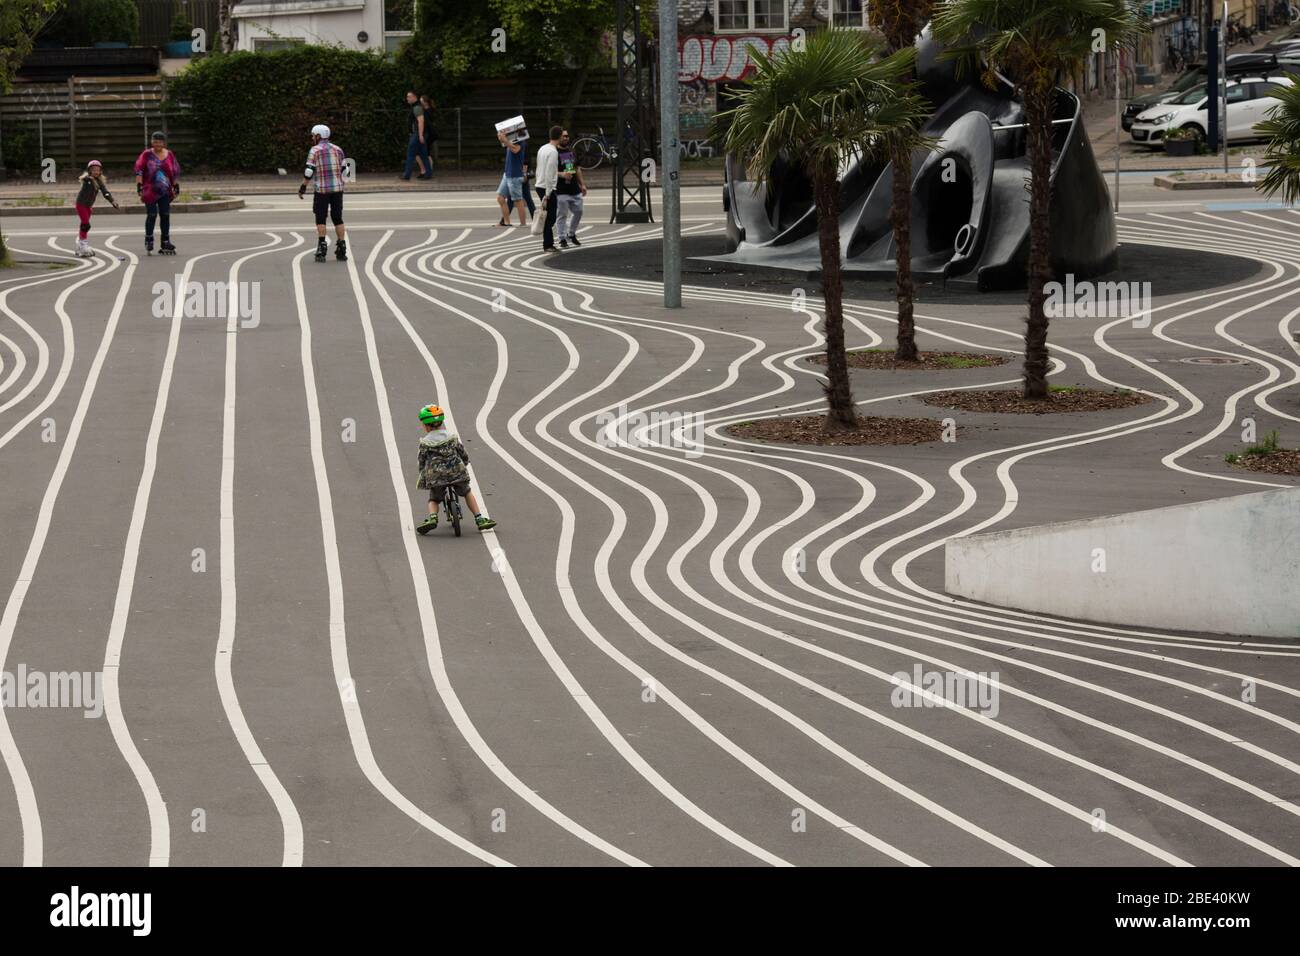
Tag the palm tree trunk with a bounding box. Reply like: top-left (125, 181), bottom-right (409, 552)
top-left (891, 141), bottom-right (917, 361)
top-left (1022, 83), bottom-right (1055, 400)
top-left (814, 170), bottom-right (857, 432)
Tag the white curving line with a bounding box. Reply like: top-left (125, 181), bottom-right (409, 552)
top-left (518, 224), bottom-right (1300, 679)
top-left (387, 230), bottom-right (809, 866)
top-left (102, 233), bottom-right (285, 866)
top-left (875, 225), bottom-right (1300, 633)
top-left (414, 242), bottom-right (967, 865)
top-left (496, 230), bottom-right (1300, 858)
top-left (216, 232), bottom-right (306, 866)
top-left (352, 231), bottom-right (652, 867)
top-left (514, 224), bottom-right (1298, 660)
top-left (0, 239), bottom-right (97, 421)
top-left (430, 235), bottom-right (1200, 865)
top-left (288, 236), bottom-right (511, 867)
top-left (0, 330), bottom-right (26, 398)
top-left (0, 235), bottom-right (127, 866)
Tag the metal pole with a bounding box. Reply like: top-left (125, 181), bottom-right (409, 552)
top-left (1223, 0), bottom-right (1230, 174)
top-left (658, 0), bottom-right (680, 307)
top-left (1113, 46), bottom-right (1121, 213)
top-left (456, 108), bottom-right (462, 171)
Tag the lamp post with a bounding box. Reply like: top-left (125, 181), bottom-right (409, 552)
top-left (658, 0), bottom-right (681, 307)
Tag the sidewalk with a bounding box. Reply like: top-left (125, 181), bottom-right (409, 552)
top-left (0, 165), bottom-right (728, 200)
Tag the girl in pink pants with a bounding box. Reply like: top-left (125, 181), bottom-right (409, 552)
top-left (74, 160), bottom-right (118, 257)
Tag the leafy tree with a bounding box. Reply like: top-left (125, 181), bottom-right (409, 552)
top-left (716, 30), bottom-right (930, 433)
top-left (1, 0), bottom-right (64, 266)
top-left (401, 0), bottom-right (617, 123)
top-left (870, 0), bottom-right (934, 362)
top-left (934, 0), bottom-right (1144, 399)
top-left (1256, 77), bottom-right (1300, 204)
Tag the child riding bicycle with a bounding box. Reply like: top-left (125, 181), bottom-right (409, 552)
top-left (415, 404), bottom-right (497, 533)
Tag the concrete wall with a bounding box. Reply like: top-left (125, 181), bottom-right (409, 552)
top-left (944, 487), bottom-right (1300, 639)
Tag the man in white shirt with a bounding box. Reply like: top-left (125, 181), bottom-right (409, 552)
top-left (533, 126), bottom-right (562, 252)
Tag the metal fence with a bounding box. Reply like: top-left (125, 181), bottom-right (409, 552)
top-left (1, 85), bottom-right (718, 175)
top-left (0, 76), bottom-right (197, 174)
top-left (436, 104), bottom-right (623, 169)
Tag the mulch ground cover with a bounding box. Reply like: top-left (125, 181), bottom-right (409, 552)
top-left (807, 349), bottom-right (1008, 370)
top-left (726, 414), bottom-right (946, 446)
top-left (919, 387), bottom-right (1152, 415)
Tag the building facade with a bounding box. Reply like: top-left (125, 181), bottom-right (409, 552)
top-left (230, 0), bottom-right (416, 53)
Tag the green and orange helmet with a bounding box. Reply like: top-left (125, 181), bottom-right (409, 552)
top-left (418, 404), bottom-right (445, 427)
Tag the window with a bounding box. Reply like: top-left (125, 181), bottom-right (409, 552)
top-left (715, 0), bottom-right (789, 33)
top-left (832, 0), bottom-right (868, 29)
top-left (384, 0), bottom-right (416, 51)
top-left (384, 0), bottom-right (416, 32)
top-left (1225, 83), bottom-right (1251, 103)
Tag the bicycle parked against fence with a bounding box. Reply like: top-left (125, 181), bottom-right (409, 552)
top-left (571, 127), bottom-right (618, 171)
top-left (570, 123), bottom-right (641, 172)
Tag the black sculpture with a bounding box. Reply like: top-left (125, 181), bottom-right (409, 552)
top-left (705, 26), bottom-right (1118, 291)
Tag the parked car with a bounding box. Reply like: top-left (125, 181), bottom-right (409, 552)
top-left (1122, 56), bottom-right (1295, 130)
top-left (1129, 75), bottom-right (1295, 149)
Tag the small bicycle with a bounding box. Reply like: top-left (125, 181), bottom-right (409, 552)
top-left (442, 484), bottom-right (463, 537)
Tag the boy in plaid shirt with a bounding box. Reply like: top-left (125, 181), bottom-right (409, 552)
top-left (299, 124), bottom-right (348, 261)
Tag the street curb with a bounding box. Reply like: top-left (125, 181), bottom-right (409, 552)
top-left (0, 198), bottom-right (246, 216)
top-left (1154, 176), bottom-right (1255, 190)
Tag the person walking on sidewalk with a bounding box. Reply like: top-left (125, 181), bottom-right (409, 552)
top-left (73, 159), bottom-right (119, 257)
top-left (521, 147), bottom-right (536, 221)
top-left (299, 124), bottom-right (348, 262)
top-left (420, 95), bottom-right (439, 175)
top-left (554, 129), bottom-right (586, 249)
top-left (133, 131), bottom-right (180, 255)
top-left (533, 125), bottom-right (562, 252)
top-left (402, 91), bottom-right (432, 181)
top-left (495, 129), bottom-right (528, 227)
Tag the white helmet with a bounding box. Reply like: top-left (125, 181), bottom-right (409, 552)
top-left (311, 124), bottom-right (331, 139)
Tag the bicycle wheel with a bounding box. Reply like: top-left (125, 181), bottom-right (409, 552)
top-left (451, 495), bottom-right (462, 537)
top-left (572, 138), bottom-right (604, 172)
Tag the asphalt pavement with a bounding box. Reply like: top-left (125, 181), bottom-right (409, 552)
top-left (0, 187), bottom-right (1297, 867)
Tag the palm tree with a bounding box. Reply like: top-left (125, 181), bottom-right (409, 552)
top-left (869, 1), bottom-right (934, 363)
top-left (714, 30), bottom-right (929, 432)
top-left (933, 0), bottom-right (1144, 399)
top-left (1256, 77), bottom-right (1300, 204)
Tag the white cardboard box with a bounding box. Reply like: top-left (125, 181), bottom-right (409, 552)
top-left (495, 115), bottom-right (529, 143)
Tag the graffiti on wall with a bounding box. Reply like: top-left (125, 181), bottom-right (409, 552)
top-left (677, 34), bottom-right (795, 83)
top-left (674, 35), bottom-right (795, 159)
top-left (679, 78), bottom-right (715, 136)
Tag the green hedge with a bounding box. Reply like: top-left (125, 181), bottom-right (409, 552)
top-left (164, 46), bottom-right (446, 172)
